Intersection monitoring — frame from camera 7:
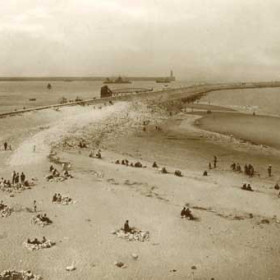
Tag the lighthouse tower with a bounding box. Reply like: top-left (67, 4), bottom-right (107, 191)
top-left (170, 70), bottom-right (175, 81)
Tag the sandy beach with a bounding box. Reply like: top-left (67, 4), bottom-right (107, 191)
top-left (1, 85), bottom-right (280, 280)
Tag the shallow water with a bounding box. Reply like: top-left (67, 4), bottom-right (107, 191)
top-left (200, 87), bottom-right (280, 116)
top-left (196, 112), bottom-right (280, 150)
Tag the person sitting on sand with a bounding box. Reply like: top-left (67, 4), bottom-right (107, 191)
top-left (242, 183), bottom-right (247, 190)
top-left (52, 194), bottom-right (57, 202)
top-left (57, 194), bottom-right (62, 203)
top-left (152, 162), bottom-right (158, 168)
top-left (236, 163), bottom-right (241, 172)
top-left (115, 160), bottom-right (120, 164)
top-left (181, 207), bottom-right (186, 218)
top-left (124, 220), bottom-right (131, 233)
top-left (274, 183), bottom-right (280, 190)
top-left (96, 150), bottom-right (102, 159)
top-left (42, 236), bottom-right (47, 243)
top-left (50, 165), bottom-right (54, 172)
top-left (161, 167), bottom-right (168, 174)
top-left (203, 171), bottom-right (208, 176)
top-left (247, 184), bottom-right (253, 191)
top-left (184, 208), bottom-right (194, 220)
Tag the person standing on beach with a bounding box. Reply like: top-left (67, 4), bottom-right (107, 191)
top-left (20, 172), bottom-right (26, 183)
top-left (213, 156), bottom-right (217, 168)
top-left (268, 165), bottom-right (272, 177)
top-left (12, 171), bottom-right (16, 184)
top-left (4, 142), bottom-right (7, 151)
top-left (33, 200), bottom-right (37, 213)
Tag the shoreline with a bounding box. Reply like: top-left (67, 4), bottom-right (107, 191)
top-left (1, 83), bottom-right (280, 279)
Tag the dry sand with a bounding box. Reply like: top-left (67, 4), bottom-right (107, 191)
top-left (1, 88), bottom-right (280, 280)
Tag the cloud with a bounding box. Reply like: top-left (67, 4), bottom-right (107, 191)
top-left (0, 0), bottom-right (280, 81)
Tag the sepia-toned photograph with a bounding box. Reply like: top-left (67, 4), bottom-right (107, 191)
top-left (0, 1), bottom-right (280, 279)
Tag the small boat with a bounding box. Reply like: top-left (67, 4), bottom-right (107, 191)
top-left (156, 78), bottom-right (171, 83)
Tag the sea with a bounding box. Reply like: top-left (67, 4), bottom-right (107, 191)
top-left (0, 80), bottom-right (191, 114)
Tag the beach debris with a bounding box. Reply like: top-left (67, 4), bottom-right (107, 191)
top-left (0, 270), bottom-right (42, 280)
top-left (114, 261), bottom-right (126, 268)
top-left (24, 237), bottom-right (55, 251)
top-left (260, 219), bottom-right (270, 224)
top-left (32, 214), bottom-right (53, 227)
top-left (0, 202), bottom-right (13, 218)
top-left (174, 170), bottom-right (183, 177)
top-left (52, 193), bottom-right (73, 205)
top-left (112, 228), bottom-right (150, 242)
top-left (131, 253), bottom-right (139, 260)
top-left (66, 263), bottom-right (76, 272)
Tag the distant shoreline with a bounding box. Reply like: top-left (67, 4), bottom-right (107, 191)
top-left (0, 76), bottom-right (175, 82)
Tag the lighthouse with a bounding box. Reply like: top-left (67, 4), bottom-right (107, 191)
top-left (170, 70), bottom-right (175, 81)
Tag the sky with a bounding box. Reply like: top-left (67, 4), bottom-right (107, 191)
top-left (1, 0), bottom-right (280, 81)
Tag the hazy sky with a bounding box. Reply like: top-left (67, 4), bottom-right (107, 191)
top-left (1, 0), bottom-right (280, 81)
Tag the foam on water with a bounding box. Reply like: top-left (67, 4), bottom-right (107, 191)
top-left (9, 102), bottom-right (129, 166)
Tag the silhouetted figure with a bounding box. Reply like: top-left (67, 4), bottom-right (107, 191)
top-left (213, 156), bottom-right (217, 168)
top-left (124, 220), bottom-right (130, 233)
top-left (20, 172), bottom-right (25, 183)
top-left (203, 170), bottom-right (208, 176)
top-left (152, 162), bottom-right (158, 168)
top-left (4, 142), bottom-right (7, 151)
top-left (268, 165), bottom-right (272, 177)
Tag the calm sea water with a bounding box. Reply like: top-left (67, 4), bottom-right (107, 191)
top-left (0, 80), bottom-right (191, 114)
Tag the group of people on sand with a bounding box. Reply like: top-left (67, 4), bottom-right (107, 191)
top-left (115, 159), bottom-right (144, 168)
top-left (89, 149), bottom-right (102, 159)
top-left (78, 141), bottom-right (87, 148)
top-left (231, 162), bottom-right (255, 176)
top-left (52, 193), bottom-right (72, 204)
top-left (47, 165), bottom-right (73, 181)
top-left (230, 162), bottom-right (242, 172)
top-left (0, 171), bottom-right (32, 190)
top-left (27, 236), bottom-right (47, 245)
top-left (241, 183), bottom-right (253, 192)
top-left (180, 207), bottom-right (194, 220)
top-left (231, 162), bottom-right (273, 177)
top-left (33, 213), bottom-right (52, 225)
top-left (244, 164), bottom-right (255, 177)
